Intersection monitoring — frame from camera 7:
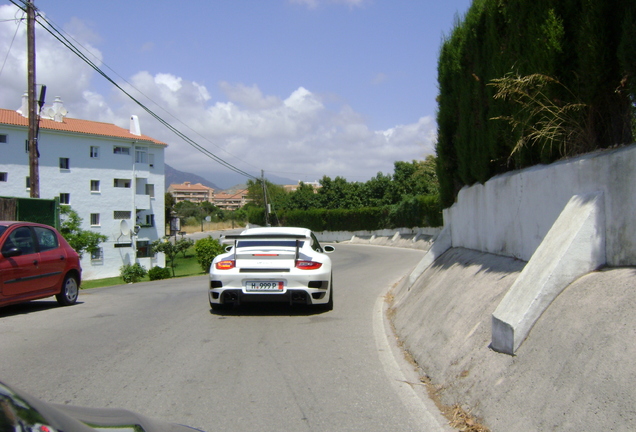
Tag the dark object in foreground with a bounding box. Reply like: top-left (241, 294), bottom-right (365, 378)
top-left (0, 380), bottom-right (204, 432)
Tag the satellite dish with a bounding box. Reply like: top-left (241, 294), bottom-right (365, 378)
top-left (120, 219), bottom-right (130, 236)
top-left (44, 108), bottom-right (55, 118)
top-left (59, 107), bottom-right (68, 116)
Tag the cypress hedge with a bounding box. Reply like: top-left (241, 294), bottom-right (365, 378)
top-left (437, 0), bottom-right (636, 207)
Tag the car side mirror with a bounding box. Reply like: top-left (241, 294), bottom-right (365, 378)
top-left (323, 245), bottom-right (335, 253)
top-left (2, 248), bottom-right (23, 258)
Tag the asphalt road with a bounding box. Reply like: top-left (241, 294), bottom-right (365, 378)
top-left (0, 244), bottom-right (450, 432)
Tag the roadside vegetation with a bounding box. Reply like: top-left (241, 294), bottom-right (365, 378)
top-left (163, 158), bottom-right (443, 233)
top-left (244, 157), bottom-right (443, 230)
top-left (81, 239), bottom-right (221, 289)
top-left (436, 0), bottom-right (636, 207)
top-left (59, 206), bottom-right (107, 259)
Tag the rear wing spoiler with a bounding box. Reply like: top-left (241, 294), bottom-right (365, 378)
top-left (221, 233), bottom-right (312, 262)
top-left (221, 233), bottom-right (311, 243)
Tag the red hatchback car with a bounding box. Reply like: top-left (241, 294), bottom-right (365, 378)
top-left (0, 221), bottom-right (82, 307)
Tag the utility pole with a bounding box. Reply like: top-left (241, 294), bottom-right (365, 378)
top-left (261, 170), bottom-right (270, 226)
top-left (27, 0), bottom-right (40, 198)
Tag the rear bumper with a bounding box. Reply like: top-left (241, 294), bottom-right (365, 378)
top-left (209, 281), bottom-right (331, 306)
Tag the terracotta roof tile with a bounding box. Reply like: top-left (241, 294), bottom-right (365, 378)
top-left (0, 108), bottom-right (167, 146)
top-left (168, 182), bottom-right (213, 191)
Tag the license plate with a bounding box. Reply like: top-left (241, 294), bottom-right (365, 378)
top-left (245, 281), bottom-right (284, 291)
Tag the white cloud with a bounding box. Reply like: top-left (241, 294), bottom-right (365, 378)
top-left (0, 3), bottom-right (435, 186)
top-left (113, 75), bottom-right (435, 183)
top-left (0, 5), bottom-right (102, 114)
top-left (219, 82), bottom-right (281, 110)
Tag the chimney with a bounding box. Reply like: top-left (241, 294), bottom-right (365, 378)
top-left (130, 115), bottom-right (141, 136)
top-left (17, 93), bottom-right (28, 117)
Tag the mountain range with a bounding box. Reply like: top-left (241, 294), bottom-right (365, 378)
top-left (164, 164), bottom-right (297, 192)
top-left (165, 164), bottom-right (220, 191)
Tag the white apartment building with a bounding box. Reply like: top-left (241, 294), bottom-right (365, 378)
top-left (0, 97), bottom-right (167, 280)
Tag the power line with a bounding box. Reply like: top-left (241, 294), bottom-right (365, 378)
top-left (0, 7), bottom-right (24, 78)
top-left (9, 0), bottom-right (259, 181)
top-left (39, 12), bottom-right (260, 173)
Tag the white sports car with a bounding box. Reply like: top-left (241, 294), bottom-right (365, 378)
top-left (209, 227), bottom-right (335, 311)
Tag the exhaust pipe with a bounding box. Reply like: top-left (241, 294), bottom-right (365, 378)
top-left (291, 291), bottom-right (307, 304)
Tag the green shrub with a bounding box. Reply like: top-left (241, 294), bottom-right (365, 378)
top-left (148, 266), bottom-right (172, 281)
top-left (120, 263), bottom-right (147, 283)
top-left (194, 236), bottom-right (225, 272)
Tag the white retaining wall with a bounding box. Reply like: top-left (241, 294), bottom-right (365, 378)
top-left (445, 145), bottom-right (636, 267)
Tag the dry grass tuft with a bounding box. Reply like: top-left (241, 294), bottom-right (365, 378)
top-left (447, 404), bottom-right (490, 432)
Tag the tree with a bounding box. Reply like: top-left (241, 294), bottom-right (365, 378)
top-left (164, 192), bottom-right (175, 226)
top-left (194, 236), bottom-right (225, 272)
top-left (361, 172), bottom-right (393, 207)
top-left (59, 206), bottom-right (107, 259)
top-left (246, 178), bottom-right (288, 224)
top-left (151, 238), bottom-right (192, 277)
top-left (246, 178), bottom-right (288, 209)
top-left (435, 0), bottom-right (636, 207)
top-left (285, 182), bottom-right (319, 210)
top-left (200, 200), bottom-right (217, 215)
top-left (174, 200), bottom-right (200, 219)
top-left (316, 176), bottom-right (363, 209)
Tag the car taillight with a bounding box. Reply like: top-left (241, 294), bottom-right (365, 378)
top-left (215, 260), bottom-right (235, 270)
top-left (295, 261), bottom-right (322, 270)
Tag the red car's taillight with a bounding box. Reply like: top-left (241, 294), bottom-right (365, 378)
top-left (295, 261), bottom-right (322, 270)
top-left (215, 260), bottom-right (236, 270)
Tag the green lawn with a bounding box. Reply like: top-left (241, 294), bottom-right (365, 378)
top-left (81, 246), bottom-right (207, 290)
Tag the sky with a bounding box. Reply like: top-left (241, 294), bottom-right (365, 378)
top-left (0, 0), bottom-right (472, 189)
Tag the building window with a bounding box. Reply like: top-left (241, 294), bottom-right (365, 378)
top-left (148, 153), bottom-right (155, 168)
top-left (145, 184), bottom-right (155, 198)
top-left (0, 134), bottom-right (7, 143)
top-left (135, 147), bottom-right (148, 164)
top-left (59, 193), bottom-right (70, 205)
top-left (114, 211), bottom-right (132, 219)
top-left (136, 240), bottom-right (154, 258)
top-left (91, 247), bottom-right (103, 261)
top-left (90, 213), bottom-right (100, 226)
top-left (59, 157), bottom-right (70, 170)
top-left (113, 146), bottom-right (130, 155)
top-left (25, 176), bottom-right (30, 189)
top-left (145, 214), bottom-right (155, 227)
top-left (90, 146), bottom-right (99, 158)
top-left (0, 173), bottom-right (6, 182)
top-left (114, 178), bottom-right (131, 188)
top-left (25, 140), bottom-right (29, 153)
top-left (90, 180), bottom-right (100, 192)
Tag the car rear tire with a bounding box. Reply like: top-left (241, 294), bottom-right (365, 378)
top-left (56, 274), bottom-right (79, 306)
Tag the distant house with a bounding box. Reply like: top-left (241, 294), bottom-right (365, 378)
top-left (167, 182), bottom-right (215, 203)
top-left (213, 189), bottom-right (249, 211)
top-left (283, 181), bottom-right (321, 192)
top-left (0, 96), bottom-right (167, 280)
